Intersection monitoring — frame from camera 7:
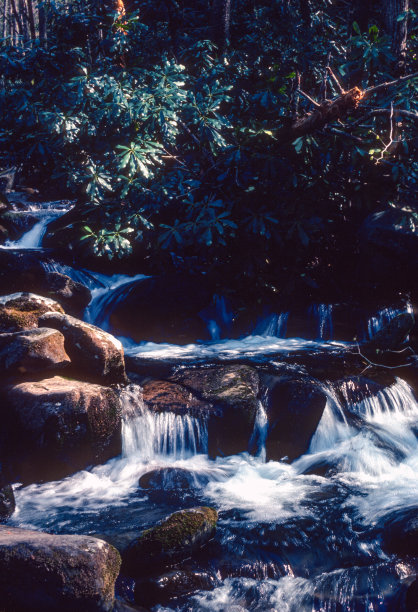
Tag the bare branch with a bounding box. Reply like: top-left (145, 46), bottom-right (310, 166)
top-left (298, 90), bottom-right (320, 108)
top-left (364, 71), bottom-right (418, 98)
top-left (327, 66), bottom-right (345, 94)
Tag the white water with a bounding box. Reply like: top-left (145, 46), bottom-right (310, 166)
top-left (309, 303), bottom-right (333, 340)
top-left (125, 335), bottom-right (347, 361)
top-left (254, 312), bottom-right (289, 338)
top-left (1, 200), bottom-right (73, 249)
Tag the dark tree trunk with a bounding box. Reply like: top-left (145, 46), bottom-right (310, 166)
top-left (212, 0), bottom-right (232, 50)
top-left (38, 1), bottom-right (46, 45)
top-left (299, 0), bottom-right (310, 29)
top-left (26, 0), bottom-right (36, 40)
top-left (384, 0), bottom-right (409, 74)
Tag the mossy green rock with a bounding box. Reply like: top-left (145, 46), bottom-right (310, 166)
top-left (0, 293), bottom-right (64, 332)
top-left (123, 507), bottom-right (218, 576)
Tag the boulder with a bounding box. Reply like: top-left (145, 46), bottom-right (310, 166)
top-left (4, 376), bottom-right (121, 483)
top-left (382, 507), bottom-right (418, 556)
top-left (0, 525), bottom-right (121, 612)
top-left (0, 328), bottom-right (70, 377)
top-left (123, 507), bottom-right (218, 576)
top-left (170, 365), bottom-right (259, 457)
top-left (39, 312), bottom-right (127, 385)
top-left (0, 252), bottom-right (90, 316)
top-left (263, 375), bottom-right (327, 461)
top-left (364, 311), bottom-right (414, 351)
top-left (0, 210), bottom-right (38, 240)
top-left (0, 484), bottom-right (15, 520)
top-left (142, 380), bottom-right (210, 416)
top-left (358, 209), bottom-right (418, 292)
top-left (109, 275), bottom-right (213, 344)
top-left (0, 292), bottom-right (64, 332)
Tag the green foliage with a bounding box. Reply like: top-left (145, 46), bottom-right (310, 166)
top-left (0, 0), bottom-right (417, 288)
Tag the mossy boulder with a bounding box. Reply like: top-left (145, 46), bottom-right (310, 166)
top-left (3, 376), bottom-right (122, 483)
top-left (0, 293), bottom-right (64, 332)
top-left (123, 507), bottom-right (218, 576)
top-left (0, 327), bottom-right (70, 377)
top-left (0, 525), bottom-right (121, 612)
top-left (39, 312), bottom-right (127, 385)
top-left (170, 365), bottom-right (259, 457)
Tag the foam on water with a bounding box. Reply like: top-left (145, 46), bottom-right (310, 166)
top-left (126, 335), bottom-right (347, 361)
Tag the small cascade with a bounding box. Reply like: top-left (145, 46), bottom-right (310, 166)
top-left (85, 273), bottom-right (147, 331)
top-left (248, 401), bottom-right (268, 460)
top-left (254, 312), bottom-right (289, 338)
top-left (367, 303), bottom-right (413, 340)
top-left (120, 385), bottom-right (208, 460)
top-left (309, 303), bottom-right (333, 340)
top-left (201, 295), bottom-right (234, 341)
top-left (1, 200), bottom-right (73, 250)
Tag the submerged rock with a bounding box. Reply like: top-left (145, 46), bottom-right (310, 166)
top-left (134, 568), bottom-right (217, 607)
top-left (0, 484), bottom-right (15, 520)
top-left (4, 376), bottom-right (121, 483)
top-left (382, 507), bottom-right (418, 557)
top-left (123, 507), bottom-right (218, 576)
top-left (0, 327), bottom-right (70, 377)
top-left (263, 375), bottom-right (327, 461)
top-left (0, 525), bottom-right (121, 612)
top-left (138, 467), bottom-right (210, 504)
top-left (170, 365), bottom-right (259, 457)
top-left (0, 292), bottom-right (64, 332)
top-left (39, 312), bottom-right (127, 385)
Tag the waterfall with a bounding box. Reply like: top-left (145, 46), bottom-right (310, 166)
top-left (309, 303), bottom-right (333, 340)
top-left (254, 312), bottom-right (289, 338)
top-left (248, 401), bottom-right (268, 460)
top-left (120, 385), bottom-right (208, 461)
top-left (1, 200), bottom-right (73, 250)
top-left (367, 303), bottom-right (413, 340)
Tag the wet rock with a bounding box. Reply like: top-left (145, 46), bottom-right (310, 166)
top-left (0, 292), bottom-right (64, 332)
top-left (365, 311), bottom-right (414, 351)
top-left (123, 507), bottom-right (218, 576)
top-left (142, 380), bottom-right (209, 416)
top-left (39, 312), bottom-right (127, 385)
top-left (138, 467), bottom-right (210, 504)
top-left (0, 525), bottom-right (121, 612)
top-left (358, 209), bottom-right (418, 292)
top-left (0, 252), bottom-right (90, 316)
top-left (405, 577), bottom-right (418, 612)
top-left (170, 365), bottom-right (259, 457)
top-left (109, 275), bottom-right (213, 344)
top-left (0, 484), bottom-right (15, 520)
top-left (263, 375), bottom-right (327, 461)
top-left (134, 568), bottom-right (216, 607)
top-left (0, 210), bottom-right (38, 240)
top-left (0, 223), bottom-right (8, 244)
top-left (4, 376), bottom-right (121, 483)
top-left (382, 507), bottom-right (418, 556)
top-left (0, 327), bottom-right (70, 377)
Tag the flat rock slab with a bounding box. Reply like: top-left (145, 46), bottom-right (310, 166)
top-left (39, 312), bottom-right (127, 385)
top-left (0, 525), bottom-right (121, 612)
top-left (142, 379), bottom-right (210, 416)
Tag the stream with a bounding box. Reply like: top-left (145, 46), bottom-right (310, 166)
top-left (3, 198), bottom-right (417, 611)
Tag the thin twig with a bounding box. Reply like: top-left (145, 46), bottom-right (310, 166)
top-left (347, 108), bottom-right (418, 129)
top-left (298, 90), bottom-right (320, 108)
top-left (364, 71), bottom-right (418, 98)
top-left (327, 66), bottom-right (345, 94)
top-left (376, 102), bottom-right (394, 162)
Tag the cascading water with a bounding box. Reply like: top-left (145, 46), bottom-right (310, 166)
top-left (254, 311), bottom-right (289, 338)
top-left (309, 303), bottom-right (333, 340)
top-left (4, 200), bottom-right (418, 610)
top-left (1, 200), bottom-right (73, 249)
top-left (367, 303), bottom-right (413, 340)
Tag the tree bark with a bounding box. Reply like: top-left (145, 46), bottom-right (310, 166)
top-left (26, 0), bottom-right (36, 40)
top-left (212, 0), bottom-right (232, 50)
top-left (384, 0), bottom-right (409, 73)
